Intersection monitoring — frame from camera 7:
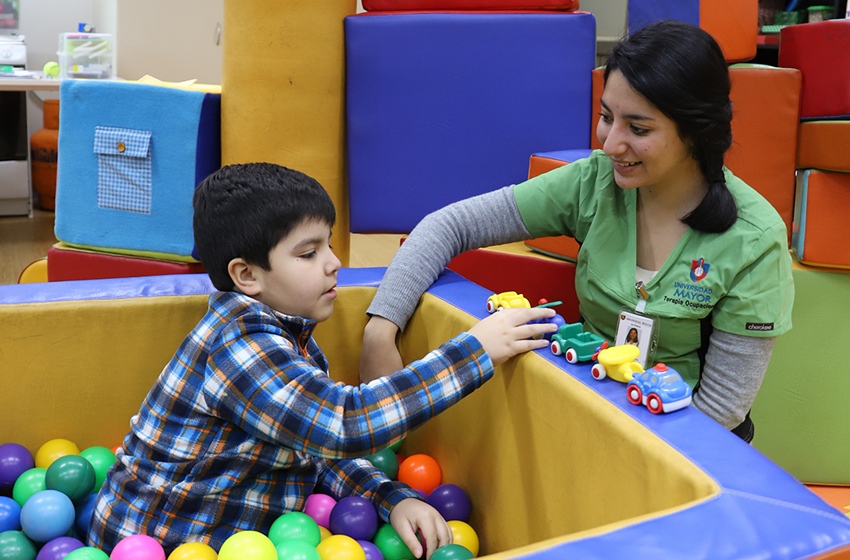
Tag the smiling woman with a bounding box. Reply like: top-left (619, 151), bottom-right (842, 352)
top-left (360, 20), bottom-right (794, 445)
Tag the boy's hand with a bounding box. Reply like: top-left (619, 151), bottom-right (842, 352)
top-left (468, 307), bottom-right (558, 366)
top-left (360, 316), bottom-right (404, 383)
top-left (389, 498), bottom-right (452, 559)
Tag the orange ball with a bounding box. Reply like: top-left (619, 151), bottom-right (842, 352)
top-left (397, 454), bottom-right (442, 495)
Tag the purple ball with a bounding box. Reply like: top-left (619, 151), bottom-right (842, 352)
top-left (358, 539), bottom-right (385, 560)
top-left (36, 536), bottom-right (84, 560)
top-left (328, 496), bottom-right (379, 541)
top-left (0, 443), bottom-right (35, 489)
top-left (426, 484), bottom-right (472, 522)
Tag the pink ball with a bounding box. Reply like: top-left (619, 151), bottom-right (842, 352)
top-left (303, 493), bottom-right (337, 529)
top-left (110, 534), bottom-right (166, 560)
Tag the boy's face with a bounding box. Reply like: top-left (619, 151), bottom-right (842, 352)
top-left (249, 219), bottom-right (341, 322)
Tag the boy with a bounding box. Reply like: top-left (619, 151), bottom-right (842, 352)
top-left (87, 163), bottom-right (555, 557)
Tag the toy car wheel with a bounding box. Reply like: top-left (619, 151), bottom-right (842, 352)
top-left (646, 393), bottom-right (664, 414)
top-left (486, 300), bottom-right (497, 313)
top-left (550, 340), bottom-right (563, 355)
top-left (627, 385), bottom-right (643, 405)
top-left (591, 364), bottom-right (607, 380)
top-left (565, 348), bottom-right (578, 364)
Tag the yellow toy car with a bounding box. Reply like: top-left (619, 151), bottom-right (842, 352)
top-left (591, 344), bottom-right (644, 383)
top-left (486, 291), bottom-right (531, 313)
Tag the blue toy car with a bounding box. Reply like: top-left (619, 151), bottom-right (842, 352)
top-left (626, 363), bottom-right (692, 414)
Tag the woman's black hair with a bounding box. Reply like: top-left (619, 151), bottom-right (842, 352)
top-left (605, 20), bottom-right (737, 233)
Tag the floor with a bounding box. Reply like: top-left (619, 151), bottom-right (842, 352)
top-left (0, 208), bottom-right (402, 285)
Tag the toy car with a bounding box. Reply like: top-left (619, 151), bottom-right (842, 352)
top-left (486, 291), bottom-right (530, 313)
top-left (529, 312), bottom-right (566, 340)
top-left (626, 363), bottom-right (692, 414)
top-left (550, 322), bottom-right (607, 363)
top-left (591, 344), bottom-right (643, 383)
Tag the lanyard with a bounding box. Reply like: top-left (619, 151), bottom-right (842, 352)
top-left (635, 281), bottom-right (649, 313)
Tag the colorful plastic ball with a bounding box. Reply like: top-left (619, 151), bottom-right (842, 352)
top-left (20, 490), bottom-right (75, 543)
top-left (316, 534), bottom-right (366, 560)
top-left (110, 534), bottom-right (166, 560)
top-left (0, 443), bottom-right (35, 489)
top-left (63, 547), bottom-right (110, 560)
top-left (79, 447), bottom-right (116, 492)
top-left (0, 497), bottom-right (21, 533)
top-left (12, 468), bottom-right (46, 507)
top-left (0, 530), bottom-right (37, 560)
top-left (268, 511), bottom-right (321, 547)
top-left (166, 541), bottom-right (218, 560)
top-left (447, 521), bottom-right (479, 557)
top-left (34, 440), bottom-right (80, 470)
top-left (275, 539), bottom-right (321, 560)
top-left (74, 494), bottom-right (97, 537)
top-left (365, 449), bottom-right (399, 481)
top-left (358, 540), bottom-right (385, 560)
top-left (45, 455), bottom-right (96, 502)
top-left (329, 496), bottom-right (379, 542)
top-left (371, 524), bottom-right (415, 560)
top-left (35, 536), bottom-right (84, 560)
top-left (303, 493), bottom-right (337, 529)
top-left (218, 530), bottom-right (276, 560)
top-left (426, 484), bottom-right (472, 522)
top-left (318, 526), bottom-right (332, 541)
top-left (397, 455), bottom-right (442, 495)
top-left (388, 440), bottom-right (404, 453)
top-left (429, 544), bottom-right (474, 560)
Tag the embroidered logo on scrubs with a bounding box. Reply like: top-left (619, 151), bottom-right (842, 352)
top-left (690, 258), bottom-right (710, 282)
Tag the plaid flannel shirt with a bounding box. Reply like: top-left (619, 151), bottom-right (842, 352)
top-left (87, 291), bottom-right (491, 553)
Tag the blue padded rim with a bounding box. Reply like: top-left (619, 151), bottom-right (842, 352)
top-left (532, 148), bottom-right (594, 163)
top-left (346, 12), bottom-right (596, 233)
top-left (792, 169), bottom-right (810, 261)
top-left (628, 0), bottom-right (699, 36)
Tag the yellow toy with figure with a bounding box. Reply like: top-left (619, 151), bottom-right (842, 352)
top-left (590, 343), bottom-right (644, 383)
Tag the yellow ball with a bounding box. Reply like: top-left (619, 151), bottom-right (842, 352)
top-left (318, 525), bottom-right (332, 541)
top-left (35, 438), bottom-right (80, 469)
top-left (167, 542), bottom-right (218, 560)
top-left (316, 535), bottom-right (365, 560)
top-left (43, 61), bottom-right (60, 78)
top-left (218, 531), bottom-right (276, 560)
top-left (448, 520), bottom-right (479, 557)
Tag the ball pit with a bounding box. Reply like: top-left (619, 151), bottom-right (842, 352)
top-left (78, 447), bottom-right (117, 491)
top-left (365, 448), bottom-right (400, 480)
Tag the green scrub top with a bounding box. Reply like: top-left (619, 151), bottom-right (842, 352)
top-left (514, 150), bottom-right (794, 386)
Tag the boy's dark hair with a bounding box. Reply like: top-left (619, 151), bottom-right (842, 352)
top-left (193, 163), bottom-right (336, 291)
top-left (605, 19), bottom-right (738, 233)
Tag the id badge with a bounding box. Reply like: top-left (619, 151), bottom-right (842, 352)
top-left (614, 281), bottom-right (659, 367)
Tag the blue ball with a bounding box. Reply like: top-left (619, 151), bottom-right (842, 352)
top-left (426, 484), bottom-right (472, 522)
top-left (74, 494), bottom-right (97, 537)
top-left (19, 490), bottom-right (75, 543)
top-left (328, 496), bottom-right (379, 541)
top-left (0, 497), bottom-right (22, 533)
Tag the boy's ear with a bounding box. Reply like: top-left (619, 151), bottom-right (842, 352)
top-left (228, 258), bottom-right (262, 296)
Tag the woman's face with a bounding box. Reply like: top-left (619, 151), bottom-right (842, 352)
top-left (597, 70), bottom-right (702, 194)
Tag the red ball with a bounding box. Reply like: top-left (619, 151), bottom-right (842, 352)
top-left (397, 454), bottom-right (442, 495)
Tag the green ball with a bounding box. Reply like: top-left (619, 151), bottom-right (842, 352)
top-left (372, 523), bottom-right (415, 560)
top-left (0, 530), bottom-right (37, 560)
top-left (45, 456), bottom-right (96, 501)
top-left (63, 547), bottom-right (110, 560)
top-left (42, 61), bottom-right (60, 78)
top-left (365, 448), bottom-right (399, 480)
top-left (430, 544), bottom-right (475, 560)
top-left (79, 446), bottom-right (116, 493)
top-left (12, 468), bottom-right (46, 507)
top-left (274, 539), bottom-right (320, 560)
top-left (388, 439), bottom-right (404, 453)
top-left (268, 511), bottom-right (321, 547)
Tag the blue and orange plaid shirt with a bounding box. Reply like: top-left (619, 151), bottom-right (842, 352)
top-left (88, 291), bottom-right (492, 553)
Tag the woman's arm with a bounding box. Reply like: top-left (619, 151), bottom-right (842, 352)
top-left (693, 329), bottom-right (775, 430)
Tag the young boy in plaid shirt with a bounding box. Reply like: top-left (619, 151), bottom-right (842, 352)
top-left (87, 163), bottom-right (556, 557)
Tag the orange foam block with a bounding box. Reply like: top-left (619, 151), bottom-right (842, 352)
top-left (798, 120), bottom-right (850, 173)
top-left (792, 170), bottom-right (850, 269)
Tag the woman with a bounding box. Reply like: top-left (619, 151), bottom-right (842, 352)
top-left (625, 328), bottom-right (639, 346)
top-left (360, 20), bottom-right (793, 442)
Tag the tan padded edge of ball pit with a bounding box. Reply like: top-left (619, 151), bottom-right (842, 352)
top-left (221, 1), bottom-right (357, 265)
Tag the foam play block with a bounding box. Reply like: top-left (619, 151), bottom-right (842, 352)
top-left (523, 149), bottom-right (592, 262)
top-left (362, 0), bottom-right (579, 10)
top-left (780, 20), bottom-right (850, 119)
top-left (47, 243), bottom-right (205, 282)
top-left (55, 80), bottom-right (220, 261)
top-left (628, 0), bottom-right (758, 63)
top-left (346, 11), bottom-right (596, 233)
top-left (223, 1), bottom-right (357, 264)
top-left (797, 120), bottom-right (850, 172)
top-left (753, 262), bottom-right (850, 484)
top-left (1, 271), bottom-right (849, 557)
top-left (792, 169), bottom-right (850, 269)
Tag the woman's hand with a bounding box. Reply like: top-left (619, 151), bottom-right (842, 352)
top-left (360, 316), bottom-right (404, 383)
